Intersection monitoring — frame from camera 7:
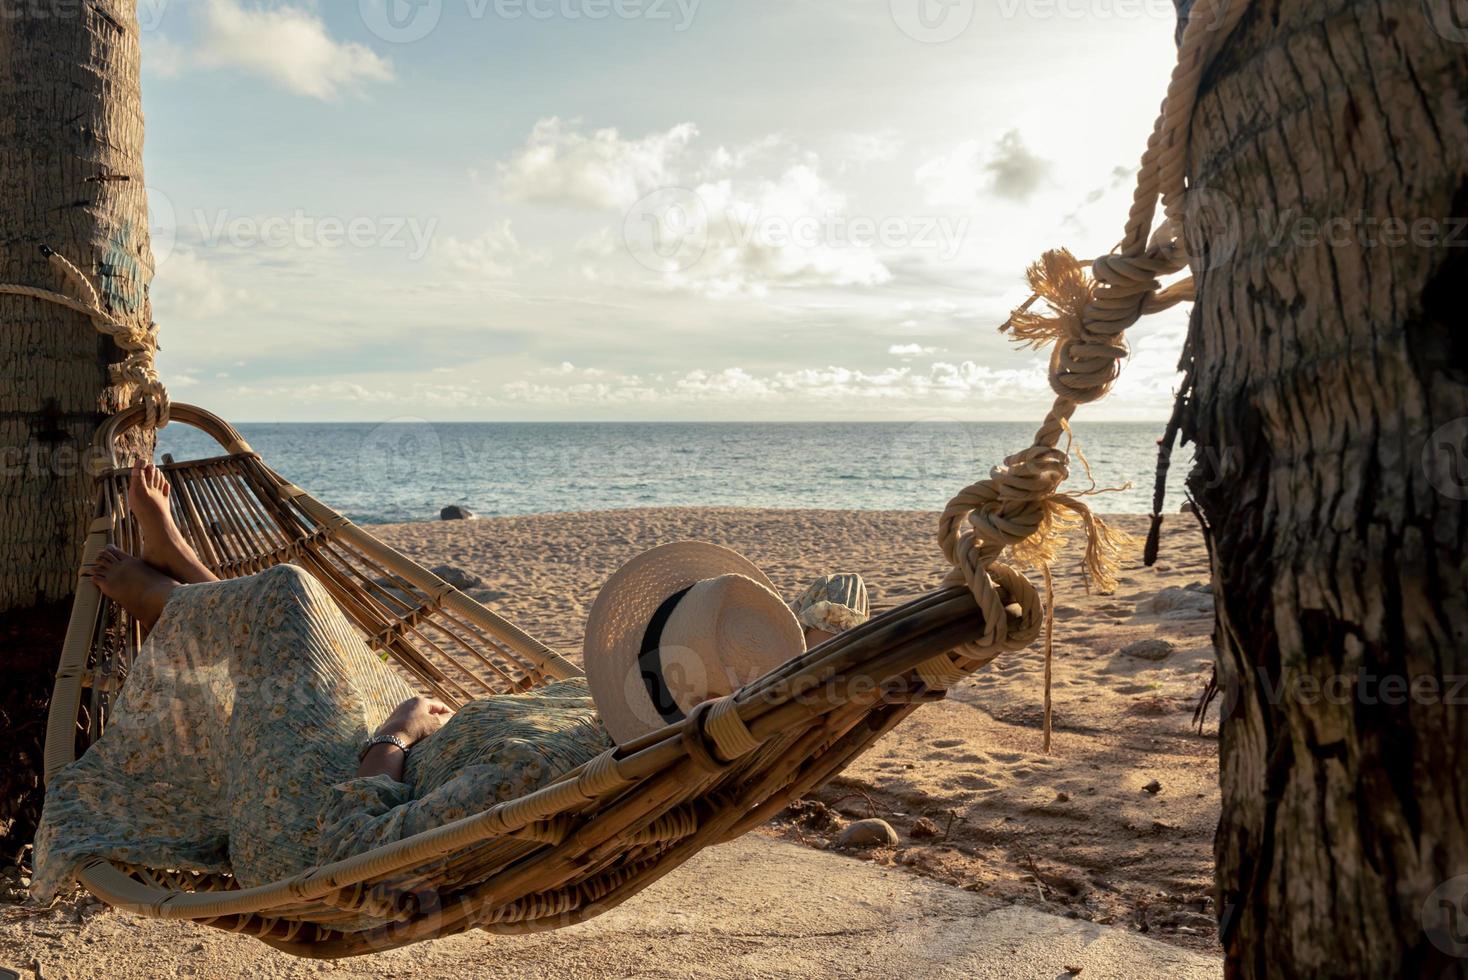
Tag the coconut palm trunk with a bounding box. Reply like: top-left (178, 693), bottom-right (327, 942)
top-left (1180, 0), bottom-right (1468, 975)
top-left (0, 0), bottom-right (155, 864)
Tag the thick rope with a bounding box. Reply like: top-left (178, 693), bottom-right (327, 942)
top-left (934, 0), bottom-right (1251, 687)
top-left (705, 695), bottom-right (761, 760)
top-left (0, 245), bottom-right (169, 427)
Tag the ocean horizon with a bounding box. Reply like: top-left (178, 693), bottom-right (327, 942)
top-left (156, 420), bottom-right (1191, 525)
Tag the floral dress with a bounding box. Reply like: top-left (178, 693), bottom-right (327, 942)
top-left (32, 564), bottom-right (611, 909)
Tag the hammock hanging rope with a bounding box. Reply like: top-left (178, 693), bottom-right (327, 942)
top-left (6, 0), bottom-right (1248, 956)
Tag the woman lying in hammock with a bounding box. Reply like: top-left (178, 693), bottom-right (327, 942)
top-left (32, 464), bottom-right (871, 909)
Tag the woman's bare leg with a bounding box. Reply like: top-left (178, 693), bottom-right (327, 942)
top-left (85, 546), bottom-right (180, 630)
top-left (129, 463), bottom-right (217, 585)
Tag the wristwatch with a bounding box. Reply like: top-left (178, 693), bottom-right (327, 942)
top-left (359, 732), bottom-right (410, 761)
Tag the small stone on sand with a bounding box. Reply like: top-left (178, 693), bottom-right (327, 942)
top-left (1136, 585), bottom-right (1213, 617)
top-left (430, 564), bottom-right (484, 590)
top-left (1120, 639), bottom-right (1176, 661)
top-left (838, 818), bottom-right (899, 848)
top-left (909, 816), bottom-right (942, 839)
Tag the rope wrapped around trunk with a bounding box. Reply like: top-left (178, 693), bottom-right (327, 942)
top-left (0, 245), bottom-right (169, 428)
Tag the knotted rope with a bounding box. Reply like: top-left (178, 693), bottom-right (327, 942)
top-left (0, 245), bottom-right (169, 428)
top-left (924, 0), bottom-right (1252, 731)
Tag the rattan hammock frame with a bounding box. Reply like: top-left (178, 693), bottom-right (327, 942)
top-left (43, 403), bottom-right (990, 958)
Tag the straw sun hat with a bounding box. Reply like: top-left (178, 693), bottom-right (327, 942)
top-left (584, 542), bottom-right (806, 746)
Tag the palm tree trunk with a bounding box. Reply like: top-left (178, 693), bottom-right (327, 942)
top-left (0, 0), bottom-right (155, 865)
top-left (1181, 0), bottom-right (1468, 975)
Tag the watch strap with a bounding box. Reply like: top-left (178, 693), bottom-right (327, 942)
top-left (359, 732), bottom-right (410, 761)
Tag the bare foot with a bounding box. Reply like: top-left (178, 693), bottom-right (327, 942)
top-left (85, 546), bottom-right (180, 630)
top-left (129, 463), bottom-right (217, 585)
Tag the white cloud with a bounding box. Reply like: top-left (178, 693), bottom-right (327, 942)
top-left (662, 165), bottom-right (893, 297)
top-left (499, 118), bottom-right (698, 209)
top-left (984, 130), bottom-right (1053, 201)
top-left (836, 131), bottom-right (902, 175)
top-left (497, 358), bottom-right (1049, 407)
top-left (704, 134), bottom-right (791, 176)
top-left (437, 220), bottom-right (544, 279)
top-left (673, 367), bottom-right (777, 398)
top-left (143, 36), bottom-right (188, 78)
top-left (496, 120), bottom-right (904, 296)
top-left (152, 249), bottom-right (251, 320)
top-left (915, 130), bottom-right (1052, 205)
top-left (191, 0), bottom-right (394, 99)
top-left (574, 227), bottom-right (618, 257)
top-left (888, 343), bottom-right (939, 358)
top-left (228, 380), bottom-right (378, 402)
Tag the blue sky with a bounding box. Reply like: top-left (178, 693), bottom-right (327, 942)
top-left (139, 0), bottom-right (1188, 421)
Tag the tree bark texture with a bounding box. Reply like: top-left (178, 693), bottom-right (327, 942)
top-left (0, 0), bottom-right (155, 863)
top-left (1181, 0), bottom-right (1468, 976)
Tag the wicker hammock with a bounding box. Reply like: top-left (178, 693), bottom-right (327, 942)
top-left (43, 402), bottom-right (991, 958)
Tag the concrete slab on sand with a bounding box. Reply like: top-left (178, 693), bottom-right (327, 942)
top-left (4, 837), bottom-right (1221, 979)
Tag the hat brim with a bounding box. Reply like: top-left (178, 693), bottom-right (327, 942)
top-left (584, 542), bottom-right (783, 746)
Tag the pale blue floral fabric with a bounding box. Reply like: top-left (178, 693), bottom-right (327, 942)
top-left (33, 564), bottom-right (609, 907)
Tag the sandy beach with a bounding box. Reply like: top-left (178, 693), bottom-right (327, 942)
top-left (3, 507), bottom-right (1222, 971)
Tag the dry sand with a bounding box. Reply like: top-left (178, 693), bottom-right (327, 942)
top-left (1, 836), bottom-right (1222, 979)
top-left (2, 507), bottom-right (1222, 974)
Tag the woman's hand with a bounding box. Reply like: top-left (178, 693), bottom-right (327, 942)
top-left (357, 697), bottom-right (453, 780)
top-left (376, 696), bottom-right (453, 748)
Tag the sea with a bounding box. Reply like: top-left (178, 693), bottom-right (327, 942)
top-left (156, 421), bottom-right (1191, 526)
